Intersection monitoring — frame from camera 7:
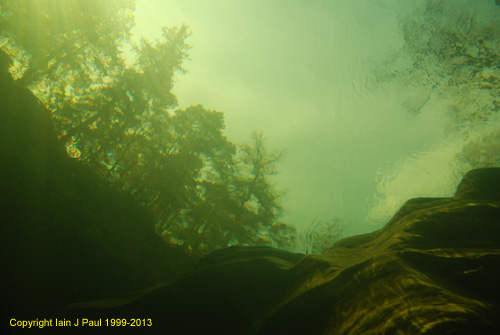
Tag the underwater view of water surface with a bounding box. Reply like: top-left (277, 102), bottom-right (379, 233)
top-left (1, 0), bottom-right (499, 257)
top-left (132, 0), bottom-right (500, 248)
top-left (3, 1), bottom-right (500, 333)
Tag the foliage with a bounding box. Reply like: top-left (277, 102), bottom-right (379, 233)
top-left (157, 131), bottom-right (297, 253)
top-left (374, 0), bottom-right (500, 176)
top-left (0, 0), bottom-right (135, 83)
top-left (299, 217), bottom-right (343, 255)
top-left (377, 0), bottom-right (500, 121)
top-left (0, 0), bottom-right (296, 255)
top-left (455, 129), bottom-right (500, 176)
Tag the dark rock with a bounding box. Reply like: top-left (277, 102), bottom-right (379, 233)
top-left (61, 168), bottom-right (500, 334)
top-left (455, 167), bottom-right (500, 200)
top-left (0, 50), bottom-right (197, 326)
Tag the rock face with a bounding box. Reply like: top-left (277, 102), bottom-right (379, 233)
top-left (0, 50), bottom-right (196, 322)
top-left (63, 168), bottom-right (500, 335)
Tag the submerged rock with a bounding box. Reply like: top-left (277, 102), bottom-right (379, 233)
top-left (0, 50), bottom-right (196, 325)
top-left (63, 168), bottom-right (500, 334)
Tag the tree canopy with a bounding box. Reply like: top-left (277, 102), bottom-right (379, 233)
top-left (0, 0), bottom-right (297, 255)
top-left (374, 0), bottom-right (500, 177)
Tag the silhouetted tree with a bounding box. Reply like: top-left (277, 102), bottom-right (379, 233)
top-left (1, 0), bottom-right (296, 255)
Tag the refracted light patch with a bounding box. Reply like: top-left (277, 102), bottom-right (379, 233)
top-left (65, 139), bottom-right (81, 159)
top-left (243, 195), bottom-right (260, 214)
top-left (227, 238), bottom-right (240, 247)
top-left (255, 224), bottom-right (274, 244)
top-left (169, 236), bottom-right (184, 246)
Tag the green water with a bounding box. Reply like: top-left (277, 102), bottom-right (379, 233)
top-left (2, 0), bottom-right (499, 255)
top-left (133, 0), bottom-right (500, 242)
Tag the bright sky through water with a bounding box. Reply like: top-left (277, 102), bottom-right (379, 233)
top-left (132, 0), bottom-right (500, 237)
